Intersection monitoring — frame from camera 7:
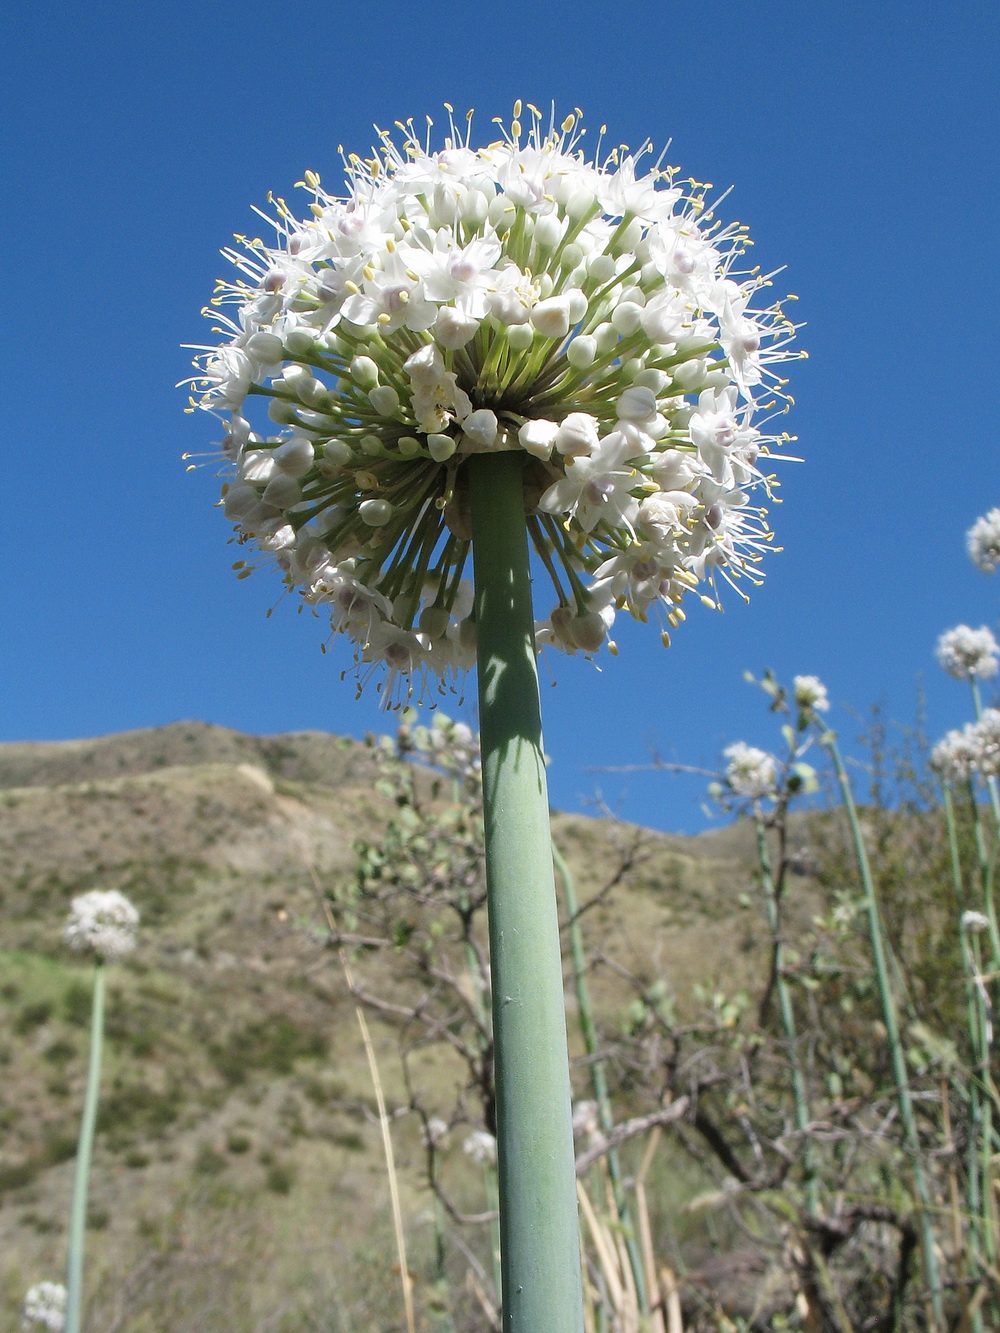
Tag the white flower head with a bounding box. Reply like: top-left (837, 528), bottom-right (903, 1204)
top-left (462, 1129), bottom-right (497, 1165)
top-left (572, 1100), bottom-right (600, 1140)
top-left (423, 1116), bottom-right (449, 1147)
top-left (21, 1283), bottom-right (66, 1332)
top-left (967, 508), bottom-right (1000, 574)
top-left (64, 889), bottom-right (140, 961)
top-left (724, 742), bottom-right (778, 799)
top-left (793, 674), bottom-right (829, 712)
top-left (931, 724), bottom-right (986, 784)
top-left (935, 625), bottom-right (1000, 680)
top-left (188, 105), bottom-right (799, 701)
top-left (962, 910), bottom-right (991, 933)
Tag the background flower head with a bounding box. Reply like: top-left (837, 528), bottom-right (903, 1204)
top-left (64, 889), bottom-right (140, 962)
top-left (935, 624), bottom-right (1000, 680)
top-left (21, 1283), bottom-right (66, 1332)
top-left (186, 104), bottom-right (799, 700)
top-left (967, 507), bottom-right (1000, 574)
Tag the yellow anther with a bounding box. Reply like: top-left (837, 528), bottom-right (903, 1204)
top-left (561, 114), bottom-right (575, 133)
top-left (310, 203), bottom-right (323, 217)
top-left (345, 280), bottom-right (361, 295)
top-left (511, 120), bottom-right (521, 139)
top-left (660, 630), bottom-right (671, 648)
top-left (513, 99), bottom-right (522, 118)
top-left (608, 640), bottom-right (618, 656)
top-left (444, 102), bottom-right (454, 112)
top-left (304, 170), bottom-right (320, 188)
top-left (700, 595), bottom-right (717, 610)
top-left (527, 103), bottom-right (541, 119)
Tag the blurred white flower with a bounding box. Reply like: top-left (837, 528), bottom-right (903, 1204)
top-left (462, 1129), bottom-right (497, 1165)
top-left (967, 507), bottom-right (1000, 574)
top-left (187, 104), bottom-right (800, 698)
top-left (931, 710), bottom-right (1000, 783)
top-left (572, 1100), bottom-right (600, 1141)
top-left (64, 890), bottom-right (139, 962)
top-left (935, 624), bottom-right (1000, 680)
top-left (423, 1116), bottom-right (449, 1147)
top-left (724, 742), bottom-right (778, 799)
top-left (21, 1283), bottom-right (66, 1332)
top-left (793, 674), bottom-right (829, 712)
top-left (961, 910), bottom-right (991, 932)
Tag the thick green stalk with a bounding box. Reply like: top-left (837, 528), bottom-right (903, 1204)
top-left (468, 450), bottom-right (584, 1333)
top-left (552, 841), bottom-right (648, 1313)
top-left (65, 960), bottom-right (105, 1333)
top-left (753, 815), bottom-right (818, 1218)
top-left (821, 733), bottom-right (944, 1326)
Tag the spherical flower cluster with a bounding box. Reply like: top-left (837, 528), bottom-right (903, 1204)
top-left (931, 709), bottom-right (1000, 783)
top-left (793, 674), bottom-right (829, 712)
top-left (400, 711), bottom-right (480, 782)
top-left (723, 741), bottom-right (778, 798)
top-left (185, 105), bottom-right (799, 698)
top-left (961, 910), bottom-right (991, 933)
top-left (967, 508), bottom-right (1000, 575)
top-left (21, 1283), bottom-right (66, 1332)
top-left (462, 1128), bottom-right (497, 1165)
top-left (935, 624), bottom-right (1000, 680)
top-left (64, 890), bottom-right (140, 962)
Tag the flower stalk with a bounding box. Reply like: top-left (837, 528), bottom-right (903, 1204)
top-left (469, 449), bottom-right (584, 1333)
top-left (64, 961), bottom-right (105, 1333)
top-left (819, 729), bottom-right (944, 1326)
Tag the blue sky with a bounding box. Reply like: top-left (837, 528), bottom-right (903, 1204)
top-left (3, 0), bottom-right (997, 832)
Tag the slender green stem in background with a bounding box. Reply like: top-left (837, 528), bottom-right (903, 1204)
top-left (942, 785), bottom-right (967, 914)
top-left (965, 779), bottom-right (1000, 981)
top-left (753, 813), bottom-right (818, 1219)
top-left (552, 841), bottom-right (648, 1313)
top-left (469, 450), bottom-right (584, 1333)
top-left (65, 960), bottom-right (105, 1333)
top-left (820, 731), bottom-right (944, 1327)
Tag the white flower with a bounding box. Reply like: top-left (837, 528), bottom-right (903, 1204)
top-left (931, 711), bottom-right (1000, 782)
top-left (21, 1283), bottom-right (66, 1332)
top-left (572, 1100), bottom-right (600, 1140)
top-left (188, 105), bottom-right (799, 699)
top-left (462, 1129), bottom-right (497, 1165)
top-left (64, 890), bottom-right (139, 961)
top-left (724, 742), bottom-right (778, 799)
top-left (967, 507), bottom-right (1000, 574)
top-left (961, 910), bottom-right (991, 932)
top-left (935, 625), bottom-right (1000, 680)
top-left (794, 674), bottom-right (830, 712)
top-left (423, 1116), bottom-right (449, 1147)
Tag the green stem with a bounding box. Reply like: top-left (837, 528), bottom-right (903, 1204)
top-left (65, 960), bottom-right (105, 1333)
top-left (551, 841), bottom-right (649, 1313)
top-left (468, 450), bottom-right (584, 1333)
top-left (820, 732), bottom-right (944, 1327)
top-left (753, 814), bottom-right (818, 1219)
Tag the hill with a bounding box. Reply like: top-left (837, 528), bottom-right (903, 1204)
top-left (0, 723), bottom-right (802, 1331)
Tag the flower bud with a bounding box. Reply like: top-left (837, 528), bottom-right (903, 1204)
top-left (531, 295), bottom-right (572, 339)
top-left (369, 386), bottom-right (400, 416)
top-left (351, 355), bottom-right (380, 387)
top-left (262, 473), bottom-right (302, 508)
top-left (359, 498), bottom-right (394, 526)
top-left (518, 419), bottom-right (559, 460)
top-left (507, 323), bottom-right (534, 351)
top-left (567, 335), bottom-right (597, 368)
top-left (245, 332), bottom-right (284, 362)
top-left (427, 433), bottom-right (457, 461)
top-left (275, 437), bottom-right (315, 476)
top-left (462, 409), bottom-right (499, 450)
